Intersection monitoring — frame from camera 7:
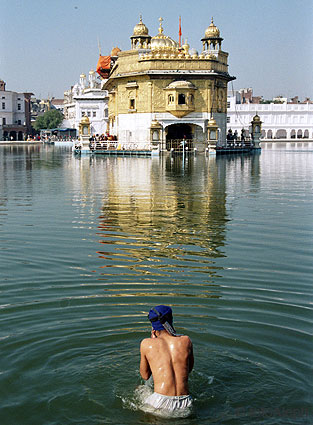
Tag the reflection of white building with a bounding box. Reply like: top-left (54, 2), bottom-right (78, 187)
top-left (63, 71), bottom-right (109, 136)
top-left (227, 90), bottom-right (313, 139)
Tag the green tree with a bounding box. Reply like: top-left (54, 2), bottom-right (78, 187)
top-left (33, 109), bottom-right (64, 131)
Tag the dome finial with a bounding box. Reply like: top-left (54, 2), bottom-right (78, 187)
top-left (211, 16), bottom-right (214, 24)
top-left (139, 14), bottom-right (142, 23)
top-left (158, 17), bottom-right (164, 34)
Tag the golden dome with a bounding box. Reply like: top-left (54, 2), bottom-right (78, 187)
top-left (208, 117), bottom-right (217, 126)
top-left (80, 73), bottom-right (86, 78)
top-left (133, 15), bottom-right (149, 36)
top-left (111, 46), bottom-right (121, 56)
top-left (252, 114), bottom-right (261, 122)
top-left (151, 17), bottom-right (179, 51)
top-left (205, 17), bottom-right (220, 38)
top-left (81, 115), bottom-right (90, 124)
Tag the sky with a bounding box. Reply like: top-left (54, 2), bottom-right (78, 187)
top-left (1, 0), bottom-right (312, 100)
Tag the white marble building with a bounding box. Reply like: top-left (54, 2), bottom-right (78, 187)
top-left (227, 91), bottom-right (313, 139)
top-left (63, 71), bottom-right (109, 136)
top-left (0, 78), bottom-right (32, 140)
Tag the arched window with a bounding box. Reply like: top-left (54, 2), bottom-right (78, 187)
top-left (178, 93), bottom-right (186, 105)
top-left (189, 94), bottom-right (194, 105)
top-left (168, 94), bottom-right (174, 104)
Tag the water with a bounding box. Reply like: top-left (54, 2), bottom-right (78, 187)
top-left (0, 143), bottom-right (312, 425)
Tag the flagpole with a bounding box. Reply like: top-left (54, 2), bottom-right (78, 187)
top-left (179, 16), bottom-right (182, 48)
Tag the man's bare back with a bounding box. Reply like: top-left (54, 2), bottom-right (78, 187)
top-left (140, 330), bottom-right (194, 396)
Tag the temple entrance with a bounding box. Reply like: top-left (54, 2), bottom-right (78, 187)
top-left (166, 124), bottom-right (193, 151)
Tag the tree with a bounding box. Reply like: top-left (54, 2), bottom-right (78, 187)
top-left (33, 109), bottom-right (63, 131)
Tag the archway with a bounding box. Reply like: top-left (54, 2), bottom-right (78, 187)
top-left (166, 123), bottom-right (193, 151)
top-left (276, 129), bottom-right (287, 139)
top-left (267, 129), bottom-right (273, 139)
top-left (303, 129), bottom-right (309, 139)
top-left (9, 131), bottom-right (17, 140)
top-left (290, 129), bottom-right (296, 139)
top-left (18, 131), bottom-right (24, 141)
top-left (297, 129), bottom-right (303, 139)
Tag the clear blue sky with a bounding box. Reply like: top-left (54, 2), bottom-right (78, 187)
top-left (1, 0), bottom-right (312, 100)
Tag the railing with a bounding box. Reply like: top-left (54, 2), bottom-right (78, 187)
top-left (225, 139), bottom-right (253, 148)
top-left (166, 139), bottom-right (194, 152)
top-left (90, 141), bottom-right (118, 151)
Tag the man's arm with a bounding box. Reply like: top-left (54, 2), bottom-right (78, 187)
top-left (139, 340), bottom-right (152, 380)
top-left (188, 340), bottom-right (194, 373)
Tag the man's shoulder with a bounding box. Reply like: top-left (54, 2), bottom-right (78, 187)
top-left (178, 334), bottom-right (192, 346)
top-left (140, 337), bottom-right (154, 350)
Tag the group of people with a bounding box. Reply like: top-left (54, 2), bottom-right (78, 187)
top-left (226, 128), bottom-right (251, 147)
top-left (89, 133), bottom-right (117, 142)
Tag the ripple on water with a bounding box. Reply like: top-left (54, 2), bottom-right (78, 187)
top-left (1, 147), bottom-right (313, 424)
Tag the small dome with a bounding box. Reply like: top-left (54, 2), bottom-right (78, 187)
top-left (204, 17), bottom-right (220, 38)
top-left (81, 115), bottom-right (90, 124)
top-left (111, 46), bottom-right (121, 56)
top-left (133, 15), bottom-right (149, 36)
top-left (167, 80), bottom-right (196, 90)
top-left (80, 73), bottom-right (86, 78)
top-left (189, 48), bottom-right (198, 56)
top-left (89, 69), bottom-right (95, 74)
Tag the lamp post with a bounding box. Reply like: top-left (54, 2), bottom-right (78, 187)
top-left (78, 115), bottom-right (91, 153)
top-left (207, 117), bottom-right (218, 155)
top-left (150, 119), bottom-right (162, 155)
top-left (251, 114), bottom-right (262, 150)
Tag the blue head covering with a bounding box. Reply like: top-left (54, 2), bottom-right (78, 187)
top-left (148, 305), bottom-right (177, 335)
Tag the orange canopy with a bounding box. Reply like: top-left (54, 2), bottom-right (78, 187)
top-left (96, 56), bottom-right (111, 78)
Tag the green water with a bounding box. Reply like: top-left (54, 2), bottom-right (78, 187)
top-left (0, 143), bottom-right (312, 425)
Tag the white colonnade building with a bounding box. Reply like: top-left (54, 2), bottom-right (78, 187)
top-left (227, 91), bottom-right (313, 139)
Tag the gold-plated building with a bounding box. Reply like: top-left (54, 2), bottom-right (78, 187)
top-left (103, 16), bottom-right (235, 151)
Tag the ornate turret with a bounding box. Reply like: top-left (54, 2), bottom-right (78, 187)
top-left (201, 17), bottom-right (223, 52)
top-left (80, 73), bottom-right (87, 89)
top-left (131, 15), bottom-right (151, 49)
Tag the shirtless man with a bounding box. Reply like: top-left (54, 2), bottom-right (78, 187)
top-left (139, 305), bottom-right (194, 413)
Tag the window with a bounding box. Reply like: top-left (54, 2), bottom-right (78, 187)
top-left (178, 93), bottom-right (186, 105)
top-left (189, 94), bottom-right (194, 105)
top-left (18, 103), bottom-right (21, 110)
top-left (168, 94), bottom-right (174, 104)
top-left (2, 103), bottom-right (5, 110)
top-left (2, 96), bottom-right (5, 99)
top-left (2, 118), bottom-right (6, 125)
top-left (227, 102), bottom-right (230, 108)
top-left (93, 111), bottom-right (96, 117)
top-left (81, 112), bottom-right (85, 117)
top-left (104, 109), bottom-right (108, 118)
top-left (87, 111), bottom-right (91, 117)
top-left (227, 116), bottom-right (230, 123)
top-left (18, 120), bottom-right (21, 125)
top-left (129, 99), bottom-right (135, 109)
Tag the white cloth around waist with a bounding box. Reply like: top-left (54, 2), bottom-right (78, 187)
top-left (144, 392), bottom-right (193, 411)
